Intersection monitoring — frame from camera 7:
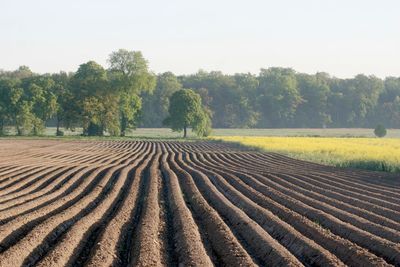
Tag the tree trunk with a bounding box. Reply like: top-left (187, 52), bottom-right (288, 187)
top-left (120, 116), bottom-right (127, 137)
top-left (0, 119), bottom-right (4, 136)
top-left (56, 118), bottom-right (61, 136)
top-left (183, 126), bottom-right (187, 138)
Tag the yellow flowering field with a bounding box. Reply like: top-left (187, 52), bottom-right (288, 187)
top-left (211, 136), bottom-right (400, 172)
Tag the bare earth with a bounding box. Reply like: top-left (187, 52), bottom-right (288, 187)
top-left (0, 140), bottom-right (399, 267)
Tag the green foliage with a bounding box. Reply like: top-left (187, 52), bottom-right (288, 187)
top-left (119, 93), bottom-right (141, 136)
top-left (2, 52), bottom-right (400, 136)
top-left (15, 101), bottom-right (35, 135)
top-left (140, 72), bottom-right (182, 127)
top-left (51, 72), bottom-right (74, 131)
top-left (108, 49), bottom-right (156, 136)
top-left (257, 68), bottom-right (303, 127)
top-left (24, 76), bottom-right (58, 134)
top-left (329, 75), bottom-right (384, 127)
top-left (294, 73), bottom-right (331, 127)
top-left (108, 49), bottom-right (156, 95)
top-left (71, 61), bottom-right (111, 136)
top-left (0, 49), bottom-right (156, 137)
top-left (0, 79), bottom-right (16, 134)
top-left (63, 52), bottom-right (155, 136)
top-left (180, 71), bottom-right (258, 128)
top-left (374, 124), bottom-right (387, 138)
top-left (192, 107), bottom-right (212, 137)
top-left (164, 89), bottom-right (212, 137)
top-left (0, 73), bottom-right (58, 136)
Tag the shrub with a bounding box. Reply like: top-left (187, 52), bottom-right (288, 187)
top-left (374, 125), bottom-right (387, 138)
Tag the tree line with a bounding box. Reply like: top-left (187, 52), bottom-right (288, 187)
top-left (142, 68), bottom-right (399, 130)
top-left (0, 50), bottom-right (155, 136)
top-left (0, 49), bottom-right (399, 136)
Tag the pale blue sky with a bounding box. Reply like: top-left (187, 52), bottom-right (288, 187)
top-left (1, 0), bottom-right (399, 78)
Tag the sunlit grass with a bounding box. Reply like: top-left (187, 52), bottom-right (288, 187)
top-left (211, 136), bottom-right (400, 173)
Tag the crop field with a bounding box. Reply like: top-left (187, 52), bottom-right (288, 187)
top-left (213, 136), bottom-right (400, 173)
top-left (0, 140), bottom-right (399, 266)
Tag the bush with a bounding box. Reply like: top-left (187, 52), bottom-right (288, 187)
top-left (374, 125), bottom-right (387, 138)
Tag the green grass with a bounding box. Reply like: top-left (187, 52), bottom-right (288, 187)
top-left (3, 127), bottom-right (400, 139)
top-left (0, 127), bottom-right (197, 140)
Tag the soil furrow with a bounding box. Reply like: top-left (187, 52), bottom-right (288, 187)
top-left (0, 139), bottom-right (397, 267)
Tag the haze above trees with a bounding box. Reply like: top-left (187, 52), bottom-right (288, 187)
top-left (0, 49), bottom-right (399, 137)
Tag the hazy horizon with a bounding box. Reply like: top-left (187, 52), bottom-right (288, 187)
top-left (1, 0), bottom-right (399, 79)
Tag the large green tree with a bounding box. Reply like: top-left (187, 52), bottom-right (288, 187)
top-left (163, 89), bottom-right (211, 138)
top-left (22, 76), bottom-right (58, 135)
top-left (108, 49), bottom-right (156, 136)
top-left (70, 61), bottom-right (117, 136)
top-left (0, 72), bottom-right (58, 136)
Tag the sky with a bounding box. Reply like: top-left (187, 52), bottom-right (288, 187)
top-left (1, 0), bottom-right (399, 78)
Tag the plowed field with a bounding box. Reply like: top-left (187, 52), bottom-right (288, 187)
top-left (0, 140), bottom-right (399, 267)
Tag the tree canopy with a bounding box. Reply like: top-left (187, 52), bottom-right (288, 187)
top-left (1, 51), bottom-right (400, 137)
top-left (163, 89), bottom-right (211, 137)
top-left (108, 49), bottom-right (156, 136)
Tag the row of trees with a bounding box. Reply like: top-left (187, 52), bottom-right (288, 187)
top-left (1, 50), bottom-right (400, 137)
top-left (141, 69), bottom-right (400, 129)
top-left (0, 50), bottom-right (156, 136)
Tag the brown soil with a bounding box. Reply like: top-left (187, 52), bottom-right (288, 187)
top-left (0, 139), bottom-right (398, 267)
